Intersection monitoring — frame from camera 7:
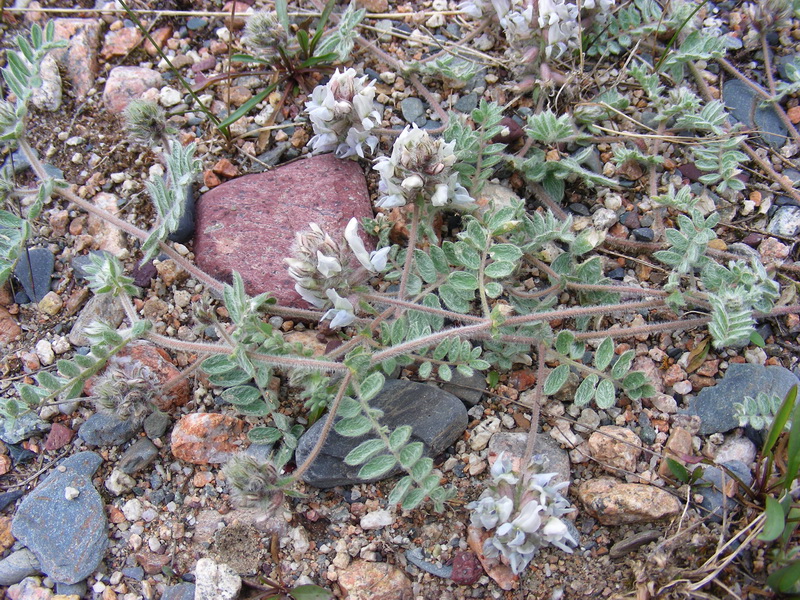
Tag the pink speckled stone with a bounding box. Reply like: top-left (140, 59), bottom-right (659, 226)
top-left (194, 155), bottom-right (373, 306)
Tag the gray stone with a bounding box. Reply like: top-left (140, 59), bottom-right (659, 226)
top-left (122, 566), bottom-right (144, 580)
top-left (31, 54), bottom-right (62, 112)
top-left (767, 205), bottom-right (800, 238)
top-left (295, 379), bottom-right (468, 488)
top-left (56, 580), bottom-right (88, 597)
top-left (118, 438), bottom-right (159, 474)
top-left (454, 92), bottom-right (478, 113)
top-left (13, 248), bottom-right (54, 303)
top-left (683, 363), bottom-right (800, 435)
top-left (68, 294), bottom-right (126, 347)
top-left (441, 370), bottom-right (486, 407)
top-left (405, 548), bottom-right (453, 578)
top-left (11, 451), bottom-right (108, 584)
top-left (723, 79), bottom-right (788, 149)
top-left (400, 97), bottom-right (427, 127)
top-left (696, 460), bottom-right (752, 522)
top-left (0, 411), bottom-right (49, 444)
top-left (162, 582), bottom-right (196, 600)
top-left (71, 250), bottom-right (107, 281)
top-left (57, 450), bottom-right (104, 478)
top-left (78, 413), bottom-right (140, 447)
top-left (143, 410), bottom-right (171, 439)
top-left (0, 549), bottom-right (42, 586)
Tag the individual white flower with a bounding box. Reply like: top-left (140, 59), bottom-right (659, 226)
top-left (511, 500), bottom-right (544, 533)
top-left (322, 288), bottom-right (356, 328)
top-left (373, 125), bottom-right (474, 209)
top-left (316, 251), bottom-right (342, 278)
top-left (490, 452), bottom-right (520, 485)
top-left (306, 68), bottom-right (381, 158)
top-left (344, 217), bottom-right (390, 273)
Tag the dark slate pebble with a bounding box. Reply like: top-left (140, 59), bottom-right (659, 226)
top-left (122, 566), bottom-right (145, 581)
top-left (162, 582), bottom-right (196, 600)
top-left (56, 581), bottom-right (87, 597)
top-left (632, 227), bottom-right (654, 242)
top-left (13, 247), bottom-right (54, 303)
top-left (11, 450), bottom-right (108, 584)
top-left (607, 267), bottom-right (625, 280)
top-left (118, 438), bottom-right (159, 475)
top-left (405, 548), bottom-right (453, 578)
top-left (78, 413), bottom-right (140, 447)
top-left (186, 17), bottom-right (207, 30)
top-left (0, 413), bottom-right (49, 445)
top-left (619, 211), bottom-right (640, 229)
top-left (568, 203), bottom-right (590, 216)
top-left (0, 549), bottom-right (41, 586)
top-left (0, 490), bottom-right (24, 512)
top-left (723, 79), bottom-right (787, 149)
top-left (400, 97), bottom-right (427, 127)
top-left (683, 363), bottom-right (800, 435)
top-left (167, 182), bottom-right (195, 243)
top-left (143, 410), bottom-right (171, 439)
top-left (696, 460), bottom-right (752, 522)
top-left (71, 250), bottom-right (108, 281)
top-left (295, 380), bottom-right (468, 488)
top-left (454, 92), bottom-right (478, 114)
top-left (441, 370), bottom-right (486, 407)
top-left (6, 443), bottom-right (36, 465)
top-left (363, 68), bottom-right (381, 81)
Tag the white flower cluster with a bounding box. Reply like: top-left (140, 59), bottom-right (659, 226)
top-left (468, 453), bottom-right (577, 574)
top-left (373, 125), bottom-right (473, 209)
top-left (306, 68), bottom-right (382, 159)
top-left (459, 0), bottom-right (615, 57)
top-left (286, 218), bottom-right (390, 328)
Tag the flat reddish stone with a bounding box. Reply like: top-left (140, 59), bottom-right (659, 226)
top-left (136, 551), bottom-right (172, 575)
top-left (84, 341), bottom-right (190, 412)
top-left (171, 413), bottom-right (246, 465)
top-left (51, 18), bottom-right (101, 101)
top-left (101, 27), bottom-right (142, 59)
top-left (0, 306), bottom-right (22, 346)
top-left (44, 422), bottom-right (75, 451)
top-left (194, 155), bottom-right (374, 306)
top-left (144, 26), bottom-right (173, 56)
top-left (103, 66), bottom-right (163, 114)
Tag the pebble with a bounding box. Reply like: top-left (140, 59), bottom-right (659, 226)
top-left (405, 548), bottom-right (453, 578)
top-left (337, 560), bottom-right (413, 600)
top-left (713, 435), bottom-right (756, 466)
top-left (78, 414), bottom-right (140, 447)
top-left (162, 582), bottom-right (196, 600)
top-left (103, 66), bottom-right (164, 114)
top-left (578, 477), bottom-right (682, 525)
top-left (400, 97), bottom-right (427, 127)
top-left (159, 86), bottom-right (183, 107)
top-left (696, 461), bottom-right (752, 522)
top-left (31, 54), bottom-right (62, 112)
top-left (295, 380), bottom-right (467, 488)
top-left (170, 413), bottom-right (246, 465)
top-left (360, 509), bottom-right (393, 530)
top-left (587, 426), bottom-right (642, 474)
top-left (105, 468), bottom-right (136, 496)
top-left (121, 499), bottom-right (144, 522)
top-left (0, 549), bottom-right (41, 586)
top-left (11, 451), bottom-right (107, 584)
top-left (14, 248), bottom-right (54, 303)
top-left (68, 294), bottom-right (126, 347)
top-left (34, 340), bottom-right (55, 366)
top-left (143, 410), bottom-right (171, 439)
top-left (469, 417), bottom-right (500, 451)
top-left (117, 438), bottom-right (159, 475)
top-left (194, 558), bottom-right (241, 600)
top-left (441, 370), bottom-right (486, 407)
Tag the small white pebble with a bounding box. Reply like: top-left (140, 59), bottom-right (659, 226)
top-left (70, 152), bottom-right (83, 164)
top-left (379, 71), bottom-right (396, 84)
top-left (64, 487), bottom-right (80, 500)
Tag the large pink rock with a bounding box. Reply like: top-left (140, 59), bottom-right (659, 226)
top-left (103, 66), bottom-right (163, 114)
top-left (194, 155), bottom-right (374, 306)
top-left (171, 413), bottom-right (246, 465)
top-left (51, 18), bottom-right (101, 101)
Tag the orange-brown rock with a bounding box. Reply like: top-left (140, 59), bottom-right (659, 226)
top-left (171, 413), bottom-right (246, 464)
top-left (337, 560), bottom-right (413, 600)
top-left (578, 478), bottom-right (682, 525)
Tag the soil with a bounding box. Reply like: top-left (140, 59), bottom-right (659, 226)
top-left (0, 2), bottom-right (799, 600)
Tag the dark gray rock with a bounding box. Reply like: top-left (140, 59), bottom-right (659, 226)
top-left (0, 412), bottom-right (49, 445)
top-left (295, 379), bottom-right (468, 488)
top-left (167, 180), bottom-right (195, 243)
top-left (632, 227), bottom-right (655, 242)
top-left (0, 490), bottom-right (24, 511)
top-left (441, 370), bottom-right (486, 407)
top-left (71, 250), bottom-right (108, 281)
top-left (400, 97), bottom-right (427, 127)
top-left (122, 566), bottom-right (145, 580)
top-left (78, 413), bottom-right (140, 447)
top-left (454, 92), bottom-right (478, 114)
top-left (683, 363), bottom-right (800, 435)
top-left (405, 548), bottom-right (453, 578)
top-left (13, 248), bottom-right (54, 303)
top-left (696, 460), bottom-right (752, 522)
top-left (11, 450), bottom-right (108, 584)
top-left (143, 409), bottom-right (171, 439)
top-left (56, 580), bottom-right (87, 597)
top-left (0, 549), bottom-right (41, 586)
top-left (118, 438), bottom-right (159, 474)
top-left (162, 582), bottom-right (196, 600)
top-left (723, 79), bottom-right (788, 149)
top-left (58, 450), bottom-right (104, 478)
top-left (767, 205), bottom-right (800, 238)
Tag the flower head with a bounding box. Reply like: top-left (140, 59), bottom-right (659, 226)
top-left (243, 11), bottom-right (288, 58)
top-left (306, 68), bottom-right (381, 158)
top-left (222, 452), bottom-right (285, 516)
top-left (373, 125), bottom-right (473, 209)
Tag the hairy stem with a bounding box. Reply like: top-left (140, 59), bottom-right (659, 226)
top-left (522, 342), bottom-right (546, 466)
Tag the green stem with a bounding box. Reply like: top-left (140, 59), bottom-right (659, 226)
top-left (477, 248), bottom-right (491, 317)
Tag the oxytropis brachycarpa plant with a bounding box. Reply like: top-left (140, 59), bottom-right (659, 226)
top-left (3, 19), bottom-right (800, 588)
top-left (469, 452), bottom-right (576, 574)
